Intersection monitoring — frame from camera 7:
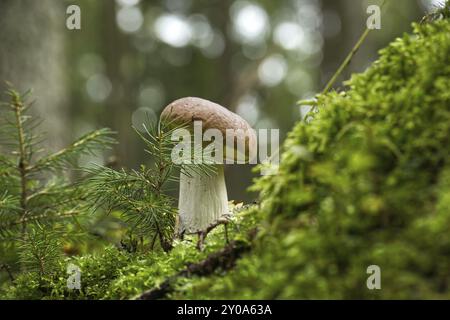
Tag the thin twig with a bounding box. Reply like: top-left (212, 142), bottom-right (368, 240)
top-left (298, 0), bottom-right (387, 105)
top-left (322, 28), bottom-right (371, 94)
top-left (323, 0), bottom-right (387, 94)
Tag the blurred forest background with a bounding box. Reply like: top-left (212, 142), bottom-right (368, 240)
top-left (0, 0), bottom-right (438, 202)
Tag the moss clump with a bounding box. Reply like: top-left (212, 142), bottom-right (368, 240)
top-left (174, 19), bottom-right (450, 299)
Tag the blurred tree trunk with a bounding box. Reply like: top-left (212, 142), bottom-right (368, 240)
top-left (0, 0), bottom-right (68, 150)
top-left (99, 0), bottom-right (132, 168)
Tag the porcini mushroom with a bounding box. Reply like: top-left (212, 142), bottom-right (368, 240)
top-left (161, 97), bottom-right (256, 235)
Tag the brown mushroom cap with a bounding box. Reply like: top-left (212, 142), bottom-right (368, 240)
top-left (161, 97), bottom-right (257, 163)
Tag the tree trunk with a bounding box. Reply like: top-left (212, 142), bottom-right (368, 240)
top-left (0, 0), bottom-right (67, 150)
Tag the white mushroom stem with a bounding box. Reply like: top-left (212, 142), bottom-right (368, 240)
top-left (178, 165), bottom-right (228, 234)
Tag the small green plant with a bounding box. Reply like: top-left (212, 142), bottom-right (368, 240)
top-left (17, 223), bottom-right (62, 277)
top-left (0, 87), bottom-right (115, 280)
top-left (85, 118), bottom-right (214, 253)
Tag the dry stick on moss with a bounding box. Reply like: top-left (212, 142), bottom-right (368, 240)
top-left (196, 217), bottom-right (230, 251)
top-left (137, 228), bottom-right (258, 300)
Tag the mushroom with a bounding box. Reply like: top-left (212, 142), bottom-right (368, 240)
top-left (161, 97), bottom-right (256, 235)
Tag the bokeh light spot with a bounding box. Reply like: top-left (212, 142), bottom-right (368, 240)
top-left (86, 74), bottom-right (112, 103)
top-left (258, 54), bottom-right (288, 87)
top-left (274, 22), bottom-right (305, 50)
top-left (132, 107), bottom-right (158, 132)
top-left (231, 1), bottom-right (269, 44)
top-left (116, 6), bottom-right (144, 33)
top-left (154, 14), bottom-right (192, 47)
top-left (236, 94), bottom-right (260, 126)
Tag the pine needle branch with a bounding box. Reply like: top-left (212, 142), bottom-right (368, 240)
top-left (17, 223), bottom-right (63, 277)
top-left (0, 86), bottom-right (114, 276)
top-left (0, 210), bottom-right (81, 230)
top-left (30, 128), bottom-right (116, 173)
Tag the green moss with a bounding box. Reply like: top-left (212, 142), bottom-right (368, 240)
top-left (175, 19), bottom-right (450, 299)
top-left (0, 206), bottom-right (259, 299)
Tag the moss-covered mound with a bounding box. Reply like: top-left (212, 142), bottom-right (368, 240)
top-left (173, 19), bottom-right (450, 299)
